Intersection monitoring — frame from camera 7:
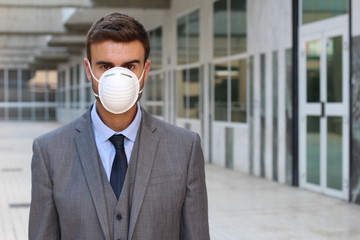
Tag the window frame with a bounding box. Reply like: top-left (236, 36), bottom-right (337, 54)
top-left (212, 53), bottom-right (248, 124)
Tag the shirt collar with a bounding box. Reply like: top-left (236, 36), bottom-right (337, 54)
top-left (91, 101), bottom-right (142, 143)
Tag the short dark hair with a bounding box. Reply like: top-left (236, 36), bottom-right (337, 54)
top-left (85, 12), bottom-right (150, 63)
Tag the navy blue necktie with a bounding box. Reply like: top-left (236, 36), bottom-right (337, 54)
top-left (109, 134), bottom-right (128, 199)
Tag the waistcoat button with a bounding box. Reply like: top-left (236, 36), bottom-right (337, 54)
top-left (116, 214), bottom-right (122, 221)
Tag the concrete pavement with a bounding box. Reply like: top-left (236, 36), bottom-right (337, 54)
top-left (1, 122), bottom-right (360, 240)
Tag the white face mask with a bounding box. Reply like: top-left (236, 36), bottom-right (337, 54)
top-left (87, 59), bottom-right (146, 114)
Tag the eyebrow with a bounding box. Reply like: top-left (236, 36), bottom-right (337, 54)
top-left (95, 60), bottom-right (141, 66)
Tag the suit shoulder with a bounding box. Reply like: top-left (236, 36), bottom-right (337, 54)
top-left (34, 115), bottom-right (82, 143)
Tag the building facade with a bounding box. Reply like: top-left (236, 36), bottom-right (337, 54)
top-left (0, 0), bottom-right (359, 203)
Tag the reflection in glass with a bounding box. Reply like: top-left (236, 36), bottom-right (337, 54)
top-left (285, 48), bottom-right (293, 185)
top-left (214, 0), bottom-right (228, 58)
top-left (272, 51), bottom-right (278, 180)
top-left (22, 108), bottom-right (32, 120)
top-left (22, 70), bottom-right (32, 102)
top-left (149, 27), bottom-right (162, 70)
top-left (177, 11), bottom-right (199, 65)
top-left (306, 40), bottom-right (321, 102)
top-left (0, 70), bottom-right (4, 101)
top-left (189, 11), bottom-right (199, 63)
top-left (76, 64), bottom-right (80, 86)
top-left (306, 116), bottom-right (321, 185)
top-left (155, 74), bottom-right (165, 116)
top-left (327, 36), bottom-right (342, 102)
top-left (0, 108), bottom-right (4, 119)
top-left (249, 56), bottom-right (254, 174)
top-left (189, 68), bottom-right (200, 119)
top-left (230, 0), bottom-right (246, 55)
top-left (302, 0), bottom-right (348, 25)
top-left (214, 62), bottom-right (228, 121)
top-left (230, 59), bottom-right (247, 122)
top-left (75, 64), bottom-right (80, 108)
top-left (49, 107), bottom-right (56, 120)
top-left (70, 67), bottom-right (74, 87)
top-left (147, 75), bottom-right (155, 115)
top-left (147, 73), bottom-right (164, 116)
top-left (86, 84), bottom-right (92, 107)
top-left (70, 67), bottom-right (74, 107)
top-left (260, 54), bottom-right (266, 177)
top-left (57, 71), bottom-right (66, 108)
top-left (84, 69), bottom-right (92, 108)
top-left (35, 108), bottom-right (45, 121)
top-left (155, 28), bottom-right (163, 69)
top-left (327, 117), bottom-right (342, 190)
top-left (0, 68), bottom-right (56, 121)
top-left (177, 70), bottom-right (187, 118)
top-left (8, 70), bottom-right (18, 102)
top-left (9, 108), bottom-right (18, 120)
top-left (177, 16), bottom-right (187, 65)
top-left (225, 127), bottom-right (234, 169)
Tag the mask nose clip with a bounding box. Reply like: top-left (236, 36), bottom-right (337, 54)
top-left (121, 73), bottom-right (132, 78)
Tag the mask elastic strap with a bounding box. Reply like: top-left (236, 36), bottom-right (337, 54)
top-left (138, 67), bottom-right (146, 82)
top-left (138, 66), bottom-right (147, 94)
top-left (86, 59), bottom-right (100, 83)
top-left (85, 59), bottom-right (100, 98)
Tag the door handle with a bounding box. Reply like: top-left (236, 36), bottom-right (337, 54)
top-left (321, 102), bottom-right (325, 117)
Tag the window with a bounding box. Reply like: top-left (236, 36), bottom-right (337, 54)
top-left (149, 27), bottom-right (162, 70)
top-left (176, 10), bottom-right (201, 119)
top-left (0, 70), bottom-right (4, 101)
top-left (214, 59), bottom-right (247, 122)
top-left (8, 70), bottom-right (18, 102)
top-left (75, 64), bottom-right (81, 105)
top-left (70, 66), bottom-right (74, 108)
top-left (302, 0), bottom-right (348, 25)
top-left (33, 70), bottom-right (57, 120)
top-left (147, 27), bottom-right (164, 117)
top-left (177, 67), bottom-right (201, 119)
top-left (34, 71), bottom-right (47, 103)
top-left (85, 70), bottom-right (93, 108)
top-left (57, 70), bottom-right (66, 108)
top-left (146, 73), bottom-right (165, 116)
top-left (22, 70), bottom-right (33, 102)
top-left (272, 51), bottom-right (279, 181)
top-left (70, 64), bottom-right (81, 109)
top-left (214, 0), bottom-right (247, 58)
top-left (285, 48), bottom-right (293, 184)
top-left (0, 68), bottom-right (56, 121)
top-left (177, 10), bottom-right (200, 65)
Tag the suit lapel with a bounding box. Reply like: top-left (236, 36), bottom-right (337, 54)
top-left (128, 109), bottom-right (159, 239)
top-left (74, 110), bottom-right (111, 240)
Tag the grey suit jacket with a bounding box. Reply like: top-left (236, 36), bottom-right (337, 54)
top-left (29, 107), bottom-right (210, 240)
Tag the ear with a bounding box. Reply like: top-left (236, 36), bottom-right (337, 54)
top-left (143, 60), bottom-right (152, 84)
top-left (83, 58), bottom-right (92, 83)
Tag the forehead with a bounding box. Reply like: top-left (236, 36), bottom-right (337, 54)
top-left (90, 40), bottom-right (145, 63)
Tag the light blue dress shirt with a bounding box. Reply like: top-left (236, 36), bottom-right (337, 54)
top-left (91, 101), bottom-right (142, 181)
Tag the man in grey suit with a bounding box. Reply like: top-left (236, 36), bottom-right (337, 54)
top-left (29, 12), bottom-right (210, 240)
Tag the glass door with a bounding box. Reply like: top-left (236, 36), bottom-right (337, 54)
top-left (299, 22), bottom-right (349, 200)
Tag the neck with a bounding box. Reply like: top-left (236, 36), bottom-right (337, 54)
top-left (96, 100), bottom-right (138, 132)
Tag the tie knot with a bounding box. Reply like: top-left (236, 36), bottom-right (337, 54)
top-left (109, 134), bottom-right (125, 150)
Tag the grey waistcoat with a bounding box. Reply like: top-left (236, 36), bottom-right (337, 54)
top-left (99, 143), bottom-right (139, 240)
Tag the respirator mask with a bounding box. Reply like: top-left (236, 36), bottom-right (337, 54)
top-left (86, 59), bottom-right (145, 114)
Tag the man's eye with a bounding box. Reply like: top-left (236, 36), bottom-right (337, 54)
top-left (126, 65), bottom-right (135, 70)
top-left (101, 65), bottom-right (112, 70)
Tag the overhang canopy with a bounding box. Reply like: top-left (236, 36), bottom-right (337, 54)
top-left (0, 2), bottom-right (170, 70)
